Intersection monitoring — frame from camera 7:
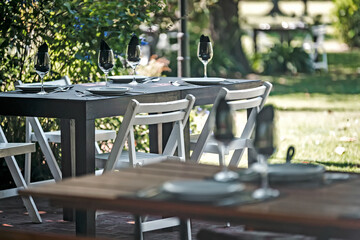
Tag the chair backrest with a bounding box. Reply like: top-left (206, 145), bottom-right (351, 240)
top-left (104, 94), bottom-right (196, 172)
top-left (190, 81), bottom-right (272, 166)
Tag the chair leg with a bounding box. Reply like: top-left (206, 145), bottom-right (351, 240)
top-left (28, 117), bottom-right (62, 181)
top-left (24, 118), bottom-right (32, 184)
top-left (4, 155), bottom-right (42, 223)
top-left (134, 215), bottom-right (144, 240)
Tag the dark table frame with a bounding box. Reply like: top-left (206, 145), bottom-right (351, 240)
top-left (0, 77), bottom-right (261, 235)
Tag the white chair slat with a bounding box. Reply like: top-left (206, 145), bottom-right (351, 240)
top-left (133, 111), bottom-right (186, 125)
top-left (135, 98), bottom-right (191, 113)
top-left (228, 97), bottom-right (263, 110)
top-left (225, 85), bottom-right (266, 100)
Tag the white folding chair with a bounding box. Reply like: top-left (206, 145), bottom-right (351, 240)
top-left (19, 76), bottom-right (117, 184)
top-left (96, 94), bottom-right (195, 239)
top-left (0, 125), bottom-right (42, 223)
top-left (303, 25), bottom-right (328, 71)
top-left (190, 82), bottom-right (272, 167)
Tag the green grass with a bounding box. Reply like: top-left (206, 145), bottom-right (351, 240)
top-left (266, 51), bottom-right (360, 172)
top-left (196, 51), bottom-right (360, 172)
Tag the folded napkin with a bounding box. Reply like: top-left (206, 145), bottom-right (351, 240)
top-left (199, 35), bottom-right (212, 60)
top-left (35, 43), bottom-right (50, 72)
top-left (100, 39), bottom-right (111, 51)
top-left (127, 34), bottom-right (140, 62)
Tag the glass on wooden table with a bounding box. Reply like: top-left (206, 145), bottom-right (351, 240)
top-left (252, 105), bottom-right (279, 200)
top-left (197, 35), bottom-right (213, 78)
top-left (213, 96), bottom-right (239, 182)
top-left (98, 39), bottom-right (114, 87)
top-left (127, 34), bottom-right (141, 86)
top-left (34, 43), bottom-right (51, 95)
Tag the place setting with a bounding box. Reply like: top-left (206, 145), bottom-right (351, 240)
top-left (181, 35), bottom-right (226, 85)
top-left (135, 97), bottom-right (281, 206)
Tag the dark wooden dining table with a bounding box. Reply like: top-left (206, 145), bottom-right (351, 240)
top-left (0, 77), bottom-right (262, 234)
top-left (19, 160), bottom-right (360, 240)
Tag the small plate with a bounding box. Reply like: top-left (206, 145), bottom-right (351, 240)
top-left (16, 84), bottom-right (59, 93)
top-left (161, 180), bottom-right (244, 202)
top-left (86, 87), bottom-right (130, 96)
top-left (182, 77), bottom-right (225, 85)
top-left (108, 75), bottom-right (147, 83)
top-left (268, 163), bottom-right (325, 182)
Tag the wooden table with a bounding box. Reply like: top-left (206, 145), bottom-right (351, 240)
top-left (20, 161), bottom-right (360, 240)
top-left (0, 77), bottom-right (261, 234)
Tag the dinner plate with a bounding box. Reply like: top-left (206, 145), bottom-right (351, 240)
top-left (16, 84), bottom-right (59, 93)
top-left (108, 75), bottom-right (147, 83)
top-left (86, 87), bottom-right (130, 96)
top-left (267, 163), bottom-right (325, 182)
top-left (182, 77), bottom-right (225, 85)
top-left (161, 180), bottom-right (244, 202)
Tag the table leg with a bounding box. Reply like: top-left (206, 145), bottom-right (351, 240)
top-left (60, 119), bottom-right (74, 221)
top-left (75, 209), bottom-right (96, 237)
top-left (179, 219), bottom-right (192, 240)
top-left (75, 118), bottom-right (96, 236)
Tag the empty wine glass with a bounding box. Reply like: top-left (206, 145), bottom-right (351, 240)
top-left (213, 96), bottom-right (239, 182)
top-left (126, 44), bottom-right (141, 85)
top-left (197, 41), bottom-right (213, 78)
top-left (34, 52), bottom-right (50, 95)
top-left (98, 49), bottom-right (114, 87)
top-left (252, 105), bottom-right (279, 199)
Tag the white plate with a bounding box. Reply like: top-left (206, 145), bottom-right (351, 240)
top-left (108, 75), bottom-right (147, 83)
top-left (86, 87), bottom-right (130, 96)
top-left (16, 84), bottom-right (59, 93)
top-left (182, 77), bottom-right (225, 85)
top-left (268, 163), bottom-right (325, 182)
top-left (161, 180), bottom-right (244, 202)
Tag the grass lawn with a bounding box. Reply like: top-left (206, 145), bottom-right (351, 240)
top-left (196, 51), bottom-right (360, 173)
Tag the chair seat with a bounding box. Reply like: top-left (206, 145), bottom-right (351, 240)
top-left (96, 151), bottom-right (176, 169)
top-left (190, 134), bottom-right (253, 154)
top-left (0, 143), bottom-right (35, 158)
top-left (30, 129), bottom-right (116, 143)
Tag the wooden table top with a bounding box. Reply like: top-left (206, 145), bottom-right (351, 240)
top-left (19, 161), bottom-right (360, 239)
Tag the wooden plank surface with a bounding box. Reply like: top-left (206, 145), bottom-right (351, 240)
top-left (19, 160), bottom-right (360, 239)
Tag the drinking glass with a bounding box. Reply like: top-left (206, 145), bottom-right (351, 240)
top-left (34, 52), bottom-right (50, 95)
top-left (98, 49), bottom-right (114, 87)
top-left (126, 45), bottom-right (141, 85)
top-left (197, 42), bottom-right (213, 77)
top-left (252, 155), bottom-right (279, 199)
top-left (252, 105), bottom-right (279, 199)
top-left (213, 97), bottom-right (239, 182)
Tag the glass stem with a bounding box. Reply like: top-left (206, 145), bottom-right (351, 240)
top-left (219, 143), bottom-right (227, 172)
top-left (133, 66), bottom-right (136, 80)
top-left (40, 76), bottom-right (44, 93)
top-left (259, 155), bottom-right (269, 190)
top-left (105, 73), bottom-right (108, 86)
top-left (204, 62), bottom-right (208, 78)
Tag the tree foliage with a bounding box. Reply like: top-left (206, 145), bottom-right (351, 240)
top-left (0, 0), bottom-right (167, 90)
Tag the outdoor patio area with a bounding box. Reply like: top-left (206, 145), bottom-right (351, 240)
top-left (0, 196), bottom-right (240, 239)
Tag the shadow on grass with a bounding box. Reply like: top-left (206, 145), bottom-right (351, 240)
top-left (261, 52), bottom-right (360, 96)
top-left (287, 159), bottom-right (360, 169)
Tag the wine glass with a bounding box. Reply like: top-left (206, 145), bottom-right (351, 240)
top-left (213, 97), bottom-right (239, 182)
top-left (252, 105), bottom-right (279, 199)
top-left (197, 42), bottom-right (213, 78)
top-left (126, 44), bottom-right (141, 85)
top-left (34, 52), bottom-right (50, 95)
top-left (98, 49), bottom-right (114, 87)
